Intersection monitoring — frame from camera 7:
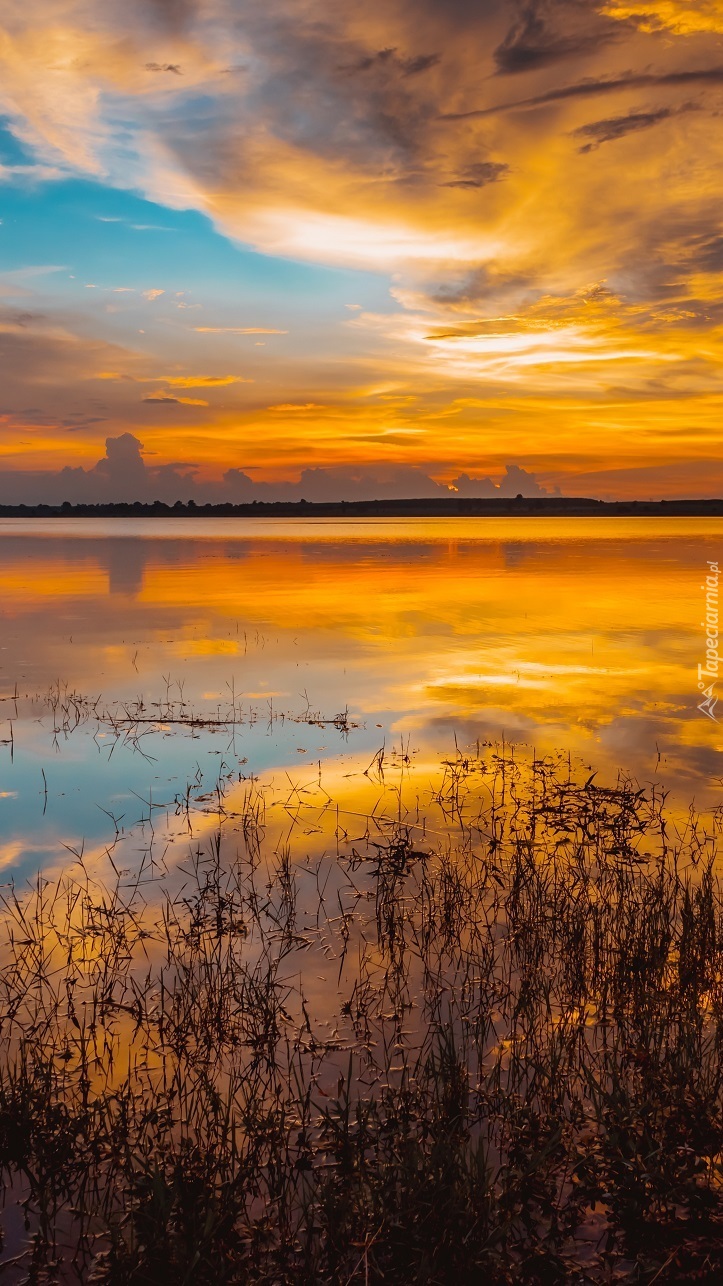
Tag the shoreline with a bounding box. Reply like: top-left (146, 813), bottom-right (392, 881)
top-left (1, 496), bottom-right (723, 518)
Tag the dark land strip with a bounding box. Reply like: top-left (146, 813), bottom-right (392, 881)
top-left (1, 497), bottom-right (723, 518)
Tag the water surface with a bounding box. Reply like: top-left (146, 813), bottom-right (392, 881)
top-left (1, 517), bottom-right (721, 879)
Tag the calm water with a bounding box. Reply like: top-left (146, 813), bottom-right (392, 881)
top-left (1, 516), bottom-right (721, 880)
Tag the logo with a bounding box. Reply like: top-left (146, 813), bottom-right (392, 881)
top-left (698, 560), bottom-right (719, 721)
top-left (697, 680), bottom-right (718, 722)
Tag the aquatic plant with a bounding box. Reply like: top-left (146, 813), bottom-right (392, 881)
top-left (1, 750), bottom-right (723, 1282)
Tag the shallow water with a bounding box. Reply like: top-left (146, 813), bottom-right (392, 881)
top-left (1, 516), bottom-right (721, 880)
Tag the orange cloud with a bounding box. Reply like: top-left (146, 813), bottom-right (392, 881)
top-left (142, 395), bottom-right (209, 406)
top-left (268, 403), bottom-right (327, 411)
top-left (194, 327), bottom-right (288, 335)
top-left (0, 0), bottom-right (721, 493)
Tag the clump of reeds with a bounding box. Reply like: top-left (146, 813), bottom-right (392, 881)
top-left (1, 751), bottom-right (723, 1283)
top-left (23, 680), bottom-right (359, 758)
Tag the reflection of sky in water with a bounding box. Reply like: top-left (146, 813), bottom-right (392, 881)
top-left (1, 517), bottom-right (721, 878)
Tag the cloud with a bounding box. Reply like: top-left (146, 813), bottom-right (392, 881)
top-left (601, 0), bottom-right (723, 36)
top-left (142, 394), bottom-right (209, 404)
top-left (152, 374), bottom-right (249, 387)
top-left (0, 0), bottom-right (722, 494)
top-left (573, 104), bottom-right (696, 151)
top-left (193, 327), bottom-right (288, 334)
top-left (142, 288), bottom-right (165, 300)
top-left (402, 53), bottom-right (441, 76)
top-left (94, 371), bottom-right (251, 388)
top-left (679, 233), bottom-right (723, 274)
top-left (494, 1), bottom-right (623, 74)
top-left (341, 48), bottom-right (441, 77)
top-left (442, 161), bottom-right (509, 188)
top-left (452, 464), bottom-right (559, 497)
top-left (92, 431), bottom-right (145, 481)
top-left (0, 434), bottom-right (556, 504)
top-left (443, 65), bottom-right (723, 118)
top-left (145, 62), bottom-right (182, 74)
top-left (0, 161), bottom-right (64, 183)
top-left (267, 402), bottom-right (326, 411)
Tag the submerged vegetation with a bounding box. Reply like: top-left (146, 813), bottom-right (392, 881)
top-left (2, 747), bottom-right (723, 1282)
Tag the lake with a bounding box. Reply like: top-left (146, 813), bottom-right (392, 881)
top-left (3, 516), bottom-right (723, 1281)
top-left (0, 516), bottom-right (721, 881)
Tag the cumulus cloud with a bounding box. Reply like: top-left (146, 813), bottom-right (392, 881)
top-left (92, 431), bottom-right (146, 486)
top-left (452, 465), bottom-right (559, 497)
top-left (0, 434), bottom-right (557, 504)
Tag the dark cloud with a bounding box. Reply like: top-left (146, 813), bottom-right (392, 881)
top-left (167, 31), bottom-right (436, 186)
top-left (0, 436), bottom-right (555, 504)
top-left (92, 432), bottom-right (147, 488)
top-left (453, 464), bottom-right (559, 497)
top-left (616, 220), bottom-right (723, 305)
top-left (340, 48), bottom-right (440, 76)
top-left (142, 394), bottom-right (183, 403)
top-left (402, 53), bottom-right (441, 76)
top-left (145, 63), bottom-right (182, 74)
top-left (342, 47), bottom-right (398, 72)
top-left (429, 264), bottom-right (533, 308)
top-left (443, 65), bottom-right (723, 118)
top-left (61, 415), bottom-right (108, 428)
top-left (574, 103), bottom-right (697, 151)
top-left (442, 160), bottom-right (509, 187)
top-left (681, 232), bottom-right (723, 274)
top-left (152, 6), bottom-right (455, 191)
top-left (494, 1), bottom-right (620, 75)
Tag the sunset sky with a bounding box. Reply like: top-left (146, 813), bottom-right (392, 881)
top-left (1, 0), bottom-right (722, 499)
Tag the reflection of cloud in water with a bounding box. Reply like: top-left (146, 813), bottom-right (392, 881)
top-left (105, 540), bottom-right (147, 596)
top-left (420, 708), bottom-right (541, 743)
top-left (598, 715), bottom-right (723, 787)
top-left (1, 518), bottom-right (722, 854)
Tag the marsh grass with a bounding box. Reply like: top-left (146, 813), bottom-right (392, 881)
top-left (37, 680), bottom-right (357, 752)
top-left (2, 749), bottom-right (723, 1282)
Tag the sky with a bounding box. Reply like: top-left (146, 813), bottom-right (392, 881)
top-left (0, 0), bottom-right (722, 501)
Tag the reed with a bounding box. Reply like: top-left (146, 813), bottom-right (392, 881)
top-left (1, 750), bottom-right (723, 1282)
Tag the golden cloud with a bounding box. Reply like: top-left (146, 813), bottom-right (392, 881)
top-left (193, 327), bottom-right (289, 334)
top-left (142, 395), bottom-right (209, 406)
top-left (602, 0), bottom-right (723, 33)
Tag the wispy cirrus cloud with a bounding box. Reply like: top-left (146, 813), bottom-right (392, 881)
top-left (572, 101), bottom-right (698, 151)
top-left (193, 326), bottom-right (288, 334)
top-left (441, 64), bottom-right (723, 118)
top-left (142, 394), bottom-right (208, 404)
